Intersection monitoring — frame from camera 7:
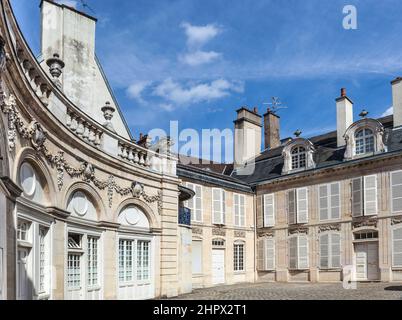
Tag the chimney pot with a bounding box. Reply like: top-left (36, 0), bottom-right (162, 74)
top-left (253, 107), bottom-right (258, 114)
top-left (341, 88), bottom-right (347, 97)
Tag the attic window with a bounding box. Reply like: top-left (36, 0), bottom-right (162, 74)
top-left (355, 129), bottom-right (375, 155)
top-left (291, 146), bottom-right (307, 170)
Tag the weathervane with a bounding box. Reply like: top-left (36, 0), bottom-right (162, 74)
top-left (263, 97), bottom-right (287, 114)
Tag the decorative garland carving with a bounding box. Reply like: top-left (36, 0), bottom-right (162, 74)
top-left (289, 227), bottom-right (309, 236)
top-left (212, 228), bottom-right (226, 236)
top-left (192, 227), bottom-right (203, 235)
top-left (1, 92), bottom-right (163, 212)
top-left (391, 217), bottom-right (402, 226)
top-left (353, 218), bottom-right (378, 229)
top-left (234, 231), bottom-right (246, 238)
top-left (258, 231), bottom-right (274, 238)
top-left (318, 224), bottom-right (341, 233)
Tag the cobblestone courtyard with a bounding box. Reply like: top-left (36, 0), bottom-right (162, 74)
top-left (169, 282), bottom-right (402, 300)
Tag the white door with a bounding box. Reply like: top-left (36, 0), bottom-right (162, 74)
top-left (212, 249), bottom-right (225, 285)
top-left (355, 243), bottom-right (379, 281)
top-left (17, 248), bottom-right (31, 300)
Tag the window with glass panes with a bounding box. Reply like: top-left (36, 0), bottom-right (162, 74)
top-left (137, 241), bottom-right (150, 281)
top-left (291, 146), bottom-right (307, 170)
top-left (87, 237), bottom-right (99, 287)
top-left (39, 227), bottom-right (48, 293)
top-left (355, 129), bottom-right (375, 155)
top-left (67, 254), bottom-right (81, 289)
top-left (234, 243), bottom-right (245, 272)
top-left (17, 220), bottom-right (30, 241)
top-left (119, 239), bottom-right (133, 282)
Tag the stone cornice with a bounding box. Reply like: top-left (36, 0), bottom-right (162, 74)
top-left (0, 175), bottom-right (22, 199)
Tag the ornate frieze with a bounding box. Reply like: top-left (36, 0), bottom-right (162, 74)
top-left (353, 218), bottom-right (378, 229)
top-left (0, 92), bottom-right (163, 212)
top-left (212, 228), bottom-right (226, 237)
top-left (234, 231), bottom-right (246, 238)
top-left (258, 231), bottom-right (274, 238)
top-left (289, 227), bottom-right (309, 236)
top-left (318, 224), bottom-right (342, 233)
top-left (192, 227), bottom-right (203, 235)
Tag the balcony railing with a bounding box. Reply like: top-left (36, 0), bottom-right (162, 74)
top-left (178, 207), bottom-right (191, 226)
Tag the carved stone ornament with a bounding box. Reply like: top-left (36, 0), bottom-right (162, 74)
top-left (318, 224), bottom-right (342, 233)
top-left (192, 227), bottom-right (203, 235)
top-left (212, 228), bottom-right (226, 237)
top-left (258, 231), bottom-right (274, 238)
top-left (0, 91), bottom-right (163, 212)
top-left (289, 228), bottom-right (309, 236)
top-left (353, 218), bottom-right (378, 229)
top-left (391, 217), bottom-right (402, 226)
top-left (234, 231), bottom-right (246, 238)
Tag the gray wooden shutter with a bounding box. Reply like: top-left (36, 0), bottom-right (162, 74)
top-left (352, 178), bottom-right (363, 217)
top-left (265, 238), bottom-right (275, 270)
top-left (222, 190), bottom-right (226, 224)
top-left (264, 194), bottom-right (275, 227)
top-left (319, 185), bottom-right (329, 221)
top-left (330, 233), bottom-right (341, 268)
top-left (288, 190), bottom-right (297, 225)
top-left (257, 238), bottom-right (265, 270)
top-left (240, 195), bottom-right (245, 227)
top-left (330, 183), bottom-right (341, 220)
top-left (212, 189), bottom-right (221, 224)
top-left (364, 175), bottom-right (377, 216)
top-left (234, 194), bottom-right (240, 227)
top-left (289, 237), bottom-right (298, 269)
top-left (195, 185), bottom-right (203, 222)
top-left (297, 188), bottom-right (308, 223)
top-left (298, 235), bottom-right (309, 269)
top-left (391, 171), bottom-right (402, 214)
top-left (320, 234), bottom-right (329, 269)
top-left (256, 196), bottom-right (264, 229)
top-left (393, 227), bottom-right (402, 267)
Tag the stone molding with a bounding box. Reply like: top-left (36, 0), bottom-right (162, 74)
top-left (318, 224), bottom-right (342, 233)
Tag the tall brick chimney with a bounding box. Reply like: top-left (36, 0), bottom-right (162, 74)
top-left (336, 88), bottom-right (354, 147)
top-left (264, 109), bottom-right (281, 150)
top-left (391, 77), bottom-right (402, 128)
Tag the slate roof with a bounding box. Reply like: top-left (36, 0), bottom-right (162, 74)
top-left (178, 115), bottom-right (402, 189)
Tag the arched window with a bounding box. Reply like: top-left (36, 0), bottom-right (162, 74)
top-left (291, 146), bottom-right (307, 170)
top-left (355, 129), bottom-right (375, 155)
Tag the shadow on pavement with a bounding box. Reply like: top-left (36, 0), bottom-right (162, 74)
top-left (384, 286), bottom-right (402, 292)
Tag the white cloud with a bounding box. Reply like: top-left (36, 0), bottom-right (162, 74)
top-left (179, 50), bottom-right (221, 66)
top-left (382, 106), bottom-right (393, 117)
top-left (153, 78), bottom-right (244, 106)
top-left (126, 81), bottom-right (151, 104)
top-left (56, 0), bottom-right (78, 8)
top-left (181, 22), bottom-right (221, 49)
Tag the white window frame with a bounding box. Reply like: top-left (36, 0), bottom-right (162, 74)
top-left (233, 241), bottom-right (245, 272)
top-left (355, 128), bottom-right (375, 156)
top-left (65, 227), bottom-right (103, 299)
top-left (263, 194), bottom-right (275, 228)
top-left (391, 171), bottom-right (402, 214)
top-left (233, 193), bottom-right (246, 227)
top-left (186, 183), bottom-right (203, 223)
top-left (319, 232), bottom-right (341, 270)
top-left (212, 188), bottom-right (226, 225)
top-left (318, 183), bottom-right (341, 221)
top-left (288, 235), bottom-right (309, 270)
top-left (392, 226), bottom-right (402, 268)
top-left (16, 213), bottom-right (52, 300)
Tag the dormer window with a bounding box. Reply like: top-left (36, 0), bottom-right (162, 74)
top-left (282, 138), bottom-right (316, 175)
top-left (291, 146), bottom-right (307, 170)
top-left (344, 118), bottom-right (387, 161)
top-left (355, 129), bottom-right (375, 155)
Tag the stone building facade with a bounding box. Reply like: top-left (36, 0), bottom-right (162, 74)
top-left (2, 0), bottom-right (402, 302)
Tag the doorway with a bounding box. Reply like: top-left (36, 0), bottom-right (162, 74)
top-left (354, 242), bottom-right (379, 281)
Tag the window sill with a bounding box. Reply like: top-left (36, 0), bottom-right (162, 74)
top-left (319, 268), bottom-right (342, 272)
top-left (87, 285), bottom-right (101, 291)
top-left (38, 293), bottom-right (50, 300)
top-left (392, 267), bottom-right (402, 271)
top-left (234, 271), bottom-right (246, 275)
top-left (192, 274), bottom-right (203, 278)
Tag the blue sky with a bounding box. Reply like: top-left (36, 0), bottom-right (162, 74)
top-left (11, 0), bottom-right (402, 162)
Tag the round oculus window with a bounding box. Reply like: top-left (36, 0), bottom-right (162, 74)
top-left (20, 162), bottom-right (36, 197)
top-left (73, 191), bottom-right (89, 217)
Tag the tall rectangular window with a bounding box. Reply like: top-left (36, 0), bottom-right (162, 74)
top-left (257, 238), bottom-right (275, 271)
top-left (137, 241), bottom-right (150, 281)
top-left (212, 189), bottom-right (226, 225)
top-left (289, 235), bottom-right (309, 270)
top-left (234, 243), bottom-right (244, 272)
top-left (234, 194), bottom-right (245, 227)
top-left (391, 171), bottom-right (402, 214)
top-left (319, 183), bottom-right (341, 221)
top-left (352, 176), bottom-right (378, 217)
top-left (263, 194), bottom-right (275, 227)
top-left (393, 227), bottom-right (402, 267)
top-left (67, 254), bottom-right (81, 289)
top-left (186, 183), bottom-right (203, 222)
top-left (119, 239), bottom-right (133, 282)
top-left (87, 237), bottom-right (99, 287)
top-left (39, 227), bottom-right (49, 293)
top-left (287, 188), bottom-right (309, 224)
top-left (319, 233), bottom-right (341, 269)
